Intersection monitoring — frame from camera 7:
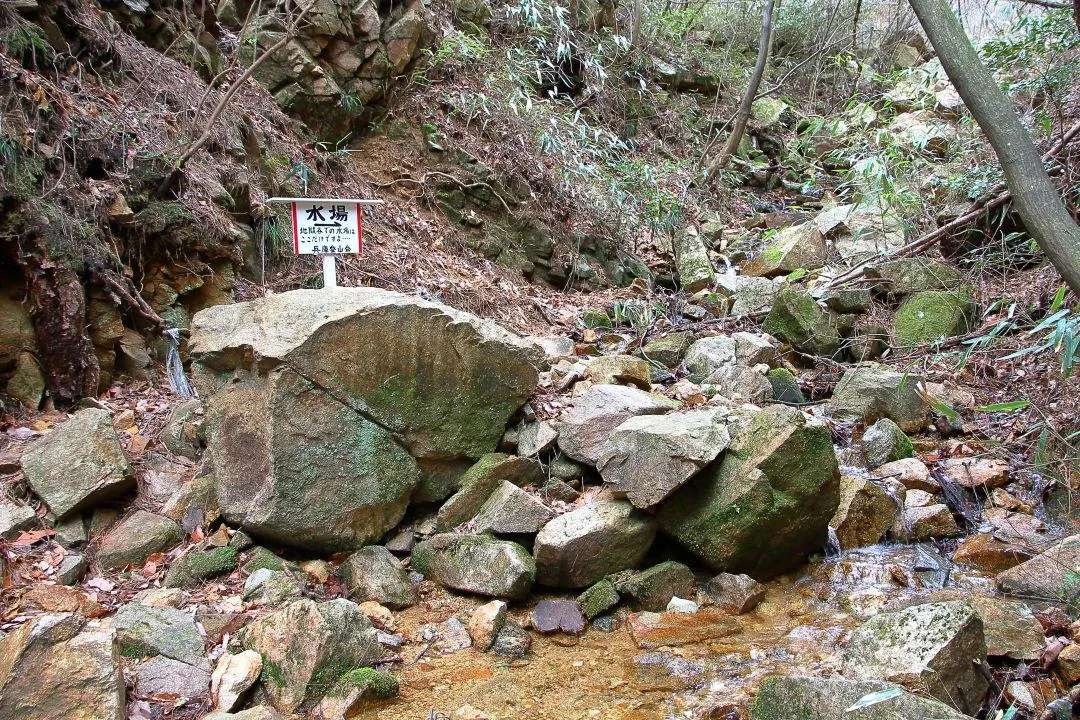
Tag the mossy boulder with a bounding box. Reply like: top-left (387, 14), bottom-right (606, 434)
top-left (113, 603), bottom-right (207, 668)
top-left (868, 257), bottom-right (966, 296)
top-left (672, 227), bottom-right (715, 292)
top-left (749, 676), bottom-right (972, 720)
top-left (766, 368), bottom-right (805, 404)
top-left (411, 534), bottom-right (535, 600)
top-left (237, 598), bottom-right (379, 714)
top-left (762, 287), bottom-right (841, 357)
top-left (743, 223), bottom-right (827, 278)
top-left (892, 291), bottom-right (974, 346)
top-left (639, 332), bottom-right (693, 367)
top-left (241, 546), bottom-right (298, 576)
top-left (656, 405), bottom-right (841, 578)
top-left (613, 561), bottom-right (696, 611)
top-left (827, 363), bottom-right (929, 432)
top-left (189, 288), bottom-right (540, 552)
top-left (861, 418), bottom-right (913, 469)
top-left (578, 579), bottom-right (621, 619)
top-left (164, 546), bottom-right (240, 588)
top-left (436, 454), bottom-right (542, 531)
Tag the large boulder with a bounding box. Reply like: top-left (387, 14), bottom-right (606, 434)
top-left (340, 546), bottom-right (417, 608)
top-left (996, 535), bottom-right (1080, 602)
top-left (749, 676), bottom-right (972, 720)
top-left (237, 599), bottom-right (379, 713)
top-left (813, 204), bottom-right (907, 264)
top-left (842, 600), bottom-right (988, 714)
top-left (868, 257), bottom-right (966, 296)
top-left (412, 534), bottom-right (535, 599)
top-left (827, 363), bottom-right (929, 432)
top-left (761, 288), bottom-right (841, 357)
top-left (0, 614), bottom-right (125, 720)
top-left (657, 405), bottom-right (840, 578)
top-left (672, 227), bottom-right (715, 292)
top-left (598, 408), bottom-right (731, 508)
top-left (97, 511), bottom-right (183, 570)
top-left (113, 603), bottom-right (207, 669)
top-left (743, 223), bottom-right (827, 277)
top-left (189, 288), bottom-right (540, 552)
top-left (20, 408), bottom-right (133, 519)
top-left (555, 385), bottom-right (679, 466)
top-left (533, 499), bottom-right (657, 588)
top-left (893, 291), bottom-right (974, 346)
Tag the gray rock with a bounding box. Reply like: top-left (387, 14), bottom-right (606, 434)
top-left (20, 408), bottom-right (133, 519)
top-left (135, 656), bottom-right (211, 699)
top-left (762, 287), bottom-right (841, 357)
top-left (742, 222), bottom-right (827, 277)
top-left (531, 599), bottom-right (586, 634)
top-left (161, 398), bottom-right (203, 460)
top-left (765, 368), bottom-right (805, 404)
top-left (97, 511), bottom-right (183, 570)
top-left (704, 364), bottom-right (774, 404)
top-left (733, 332), bottom-right (780, 367)
top-left (236, 598), bottom-right (379, 713)
top-left (996, 535), bottom-right (1080, 603)
top-left (657, 405), bottom-right (840, 578)
top-left (827, 363), bottom-right (929, 432)
top-left (556, 385), bottom-right (679, 466)
top-left (0, 500), bottom-right (36, 540)
top-left (164, 546), bottom-right (239, 587)
top-left (242, 569), bottom-right (304, 605)
top-left (749, 676), bottom-right (972, 720)
top-left (684, 336), bottom-right (737, 381)
top-left (113, 603), bottom-right (207, 669)
top-left (672, 227), bottom-right (715, 292)
top-left (469, 481), bottom-right (554, 535)
top-left (730, 277), bottom-right (779, 319)
top-left (341, 546), bottom-right (417, 608)
top-left (533, 499), bottom-right (657, 588)
top-left (895, 503), bottom-right (961, 541)
top-left (615, 561), bottom-right (696, 612)
top-left (968, 596), bottom-right (1044, 661)
top-left (861, 418), bottom-right (914, 468)
top-left (204, 708), bottom-right (283, 720)
top-left (489, 621), bottom-right (532, 659)
top-left (51, 514), bottom-right (88, 548)
top-left (700, 573), bottom-right (765, 614)
top-left (842, 600), bottom-right (988, 714)
top-left (578, 580), bottom-right (621, 619)
top-left (56, 553), bottom-right (87, 585)
top-left (598, 408), bottom-right (731, 509)
top-left (830, 476), bottom-right (897, 550)
top-left (436, 454), bottom-right (542, 531)
top-left (189, 288), bottom-right (540, 553)
top-left (517, 421), bottom-right (559, 457)
top-left (412, 534), bottom-right (535, 600)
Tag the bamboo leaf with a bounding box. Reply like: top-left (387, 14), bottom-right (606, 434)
top-left (977, 400), bottom-right (1031, 412)
top-left (845, 687), bottom-right (903, 712)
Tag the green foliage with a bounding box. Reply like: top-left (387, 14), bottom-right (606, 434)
top-left (339, 92), bottom-right (361, 112)
top-left (981, 9), bottom-right (1080, 104)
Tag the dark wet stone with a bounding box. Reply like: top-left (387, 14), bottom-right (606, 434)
top-left (531, 599), bottom-right (586, 634)
top-left (592, 614), bottom-right (621, 633)
top-left (489, 621), bottom-right (532, 659)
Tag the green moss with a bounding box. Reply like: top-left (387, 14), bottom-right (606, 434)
top-left (766, 368), bottom-right (805, 405)
top-left (760, 245), bottom-right (785, 263)
top-left (892, 291), bottom-right (974, 346)
top-left (261, 658), bottom-right (287, 688)
top-left (241, 546), bottom-right (290, 576)
top-left (164, 546), bottom-right (239, 587)
top-left (583, 309), bottom-right (613, 328)
top-left (338, 667), bottom-right (400, 698)
top-left (762, 287), bottom-right (840, 356)
top-left (578, 579), bottom-right (620, 619)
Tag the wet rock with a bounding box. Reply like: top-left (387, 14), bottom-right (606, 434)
top-left (470, 481), bottom-right (554, 535)
top-left (135, 656), bottom-right (210, 699)
top-left (341, 546), bottom-right (417, 608)
top-left (968, 597), bottom-right (1044, 661)
top-left (684, 336), bottom-right (737, 381)
top-left (699, 573), bottom-right (765, 614)
top-left (762, 287), bottom-right (841, 357)
top-left (830, 476), bottom-right (897, 550)
top-left (984, 507), bottom-right (1048, 544)
top-left (436, 454), bottom-right (542, 531)
top-left (467, 600), bottom-right (506, 651)
top-left (113, 603), bottom-right (207, 668)
top-left (190, 288), bottom-right (540, 552)
top-left (556, 385), bottom-right (679, 466)
top-left (517, 422), bottom-right (559, 457)
top-left (842, 600), bottom-right (987, 714)
top-left (21, 408), bottom-right (133, 519)
top-left (211, 649), bottom-right (262, 712)
top-left (598, 408), bottom-right (730, 509)
top-left (827, 363), bottom-right (929, 432)
top-left (0, 500), bottom-right (36, 540)
top-left (861, 418), bottom-right (913, 469)
top-left (242, 569), bottom-right (304, 605)
top-left (895, 503), bottom-right (960, 541)
top-left (873, 457), bottom-right (938, 492)
top-left (237, 598), bottom-right (379, 713)
top-left (657, 405), bottom-right (840, 578)
top-left (766, 368), bottom-right (805, 404)
top-left (164, 546), bottom-right (239, 587)
top-left (997, 535), bottom-right (1080, 603)
top-left (893, 291), bottom-right (974, 346)
top-left (533, 499), bottom-right (657, 588)
top-left (578, 579), bottom-right (621, 619)
top-left (97, 511), bottom-right (182, 570)
top-left (627, 608), bottom-right (739, 648)
top-left (614, 561), bottom-right (696, 612)
top-left (904, 489), bottom-right (935, 507)
top-left (0, 616), bottom-right (125, 720)
top-left (952, 533), bottom-right (1034, 573)
top-left (673, 226), bottom-right (715, 292)
top-left (585, 355), bottom-right (652, 390)
top-left (531, 599), bottom-right (586, 634)
top-left (939, 458), bottom-right (1009, 489)
top-left (628, 652), bottom-right (706, 692)
top-left (488, 621), bottom-right (532, 659)
top-left (749, 676), bottom-right (972, 720)
top-left (412, 533), bottom-right (535, 599)
top-left (161, 398), bottom-right (203, 460)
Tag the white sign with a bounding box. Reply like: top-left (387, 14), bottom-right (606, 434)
top-left (290, 200), bottom-right (363, 255)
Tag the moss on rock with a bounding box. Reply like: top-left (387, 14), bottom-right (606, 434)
top-left (892, 291), bottom-right (974, 346)
top-left (164, 545), bottom-right (239, 587)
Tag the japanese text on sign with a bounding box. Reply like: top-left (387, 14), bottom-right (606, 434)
top-left (290, 201), bottom-right (363, 255)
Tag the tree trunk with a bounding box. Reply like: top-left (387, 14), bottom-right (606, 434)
top-left (908, 0), bottom-right (1080, 295)
top-left (706, 0), bottom-right (777, 178)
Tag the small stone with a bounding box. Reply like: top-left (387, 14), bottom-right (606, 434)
top-left (451, 705), bottom-right (492, 720)
top-left (592, 615), bottom-right (620, 633)
top-left (905, 489), bottom-right (936, 507)
top-left (165, 546), bottom-right (239, 587)
top-left (830, 475), bottom-right (897, 550)
top-left (242, 569), bottom-right (303, 605)
top-left (211, 649), bottom-right (263, 712)
top-left (135, 656), bottom-right (211, 699)
top-left (356, 601), bottom-right (396, 631)
top-left (517, 421), bottom-right (559, 457)
top-left (861, 418), bottom-right (913, 469)
top-left (1054, 644), bottom-right (1080, 685)
top-left (56, 553), bottom-right (86, 585)
top-left (51, 514), bottom-right (88, 548)
top-left (873, 457), bottom-right (939, 492)
top-left (412, 534), bottom-right (535, 600)
top-left (766, 368), bottom-right (805, 404)
top-left (97, 510), bottom-right (182, 570)
top-left (531, 599), bottom-right (586, 634)
top-left (135, 587), bottom-right (187, 607)
top-left (341, 546), bottom-right (417, 608)
top-left (578, 579), bottom-right (621, 619)
top-left (240, 546), bottom-right (294, 576)
top-left (666, 597), bottom-right (699, 613)
top-left (467, 600), bottom-right (507, 651)
top-left (614, 561), bottom-right (696, 612)
top-left (0, 500), bottom-right (37, 540)
top-left (469, 481), bottom-right (555, 535)
top-left (488, 621), bottom-right (532, 659)
top-left (699, 573), bottom-right (765, 614)
top-left (585, 355), bottom-right (652, 390)
top-left (940, 458), bottom-right (1009, 489)
top-left (298, 559), bottom-right (330, 584)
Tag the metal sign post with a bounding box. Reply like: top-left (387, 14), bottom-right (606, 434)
top-left (266, 197), bottom-right (384, 289)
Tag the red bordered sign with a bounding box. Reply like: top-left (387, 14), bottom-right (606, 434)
top-left (290, 200), bottom-right (363, 255)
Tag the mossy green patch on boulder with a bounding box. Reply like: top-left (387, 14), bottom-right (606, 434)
top-left (892, 291), bottom-right (974, 346)
top-left (860, 418), bottom-right (913, 469)
top-left (749, 676), bottom-right (972, 720)
top-left (165, 546), bottom-right (239, 588)
top-left (412, 533), bottom-right (535, 599)
top-left (656, 405), bottom-right (840, 578)
top-left (582, 309), bottom-right (613, 328)
top-left (743, 223), bottom-right (826, 278)
top-left (613, 561), bottom-right (696, 611)
top-left (869, 257), bottom-right (966, 296)
top-left (337, 667), bottom-right (399, 698)
top-left (762, 287), bottom-right (841, 357)
top-left (578, 579), bottom-right (620, 619)
top-left (241, 546), bottom-right (297, 576)
top-left (766, 368), bottom-right (805, 404)
top-left (639, 332), bottom-right (693, 368)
